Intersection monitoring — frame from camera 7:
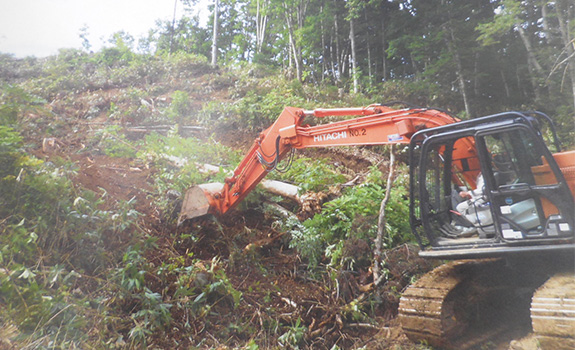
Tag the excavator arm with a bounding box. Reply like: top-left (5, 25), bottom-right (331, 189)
top-left (178, 105), bottom-right (479, 224)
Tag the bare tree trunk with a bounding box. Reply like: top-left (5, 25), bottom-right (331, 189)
top-left (501, 69), bottom-right (511, 99)
top-left (554, 0), bottom-right (575, 111)
top-left (364, 10), bottom-right (372, 80)
top-left (211, 0), bottom-right (219, 67)
top-left (349, 18), bottom-right (359, 93)
top-left (285, 18), bottom-right (301, 80)
top-left (255, 0), bottom-right (269, 54)
top-left (444, 22), bottom-right (472, 117)
top-left (283, 0), bottom-right (307, 81)
top-left (474, 51), bottom-right (480, 97)
top-left (373, 145), bottom-right (396, 286)
top-left (287, 40), bottom-right (293, 78)
top-left (341, 47), bottom-right (348, 77)
top-left (381, 19), bottom-right (388, 81)
top-left (169, 0), bottom-right (178, 55)
top-left (321, 4), bottom-right (327, 82)
top-left (516, 25), bottom-right (545, 75)
top-left (516, 24), bottom-right (546, 102)
top-left (330, 33), bottom-right (337, 81)
top-left (334, 7), bottom-right (342, 83)
top-left (541, 2), bottom-right (551, 36)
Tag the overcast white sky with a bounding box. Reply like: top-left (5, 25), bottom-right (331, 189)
top-left (0, 0), bottom-right (208, 58)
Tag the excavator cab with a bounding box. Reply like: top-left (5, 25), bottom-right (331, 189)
top-left (409, 112), bottom-right (575, 258)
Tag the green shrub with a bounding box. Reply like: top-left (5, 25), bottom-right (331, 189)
top-left (278, 317), bottom-right (306, 349)
top-left (162, 51), bottom-right (209, 69)
top-left (199, 76), bottom-right (313, 131)
top-left (165, 90), bottom-right (193, 123)
top-left (139, 132), bottom-right (239, 192)
top-left (0, 84), bottom-right (46, 125)
top-left (272, 157), bottom-right (346, 193)
top-left (289, 166), bottom-right (411, 269)
top-left (116, 243), bottom-right (242, 347)
top-left (0, 125), bottom-right (150, 348)
top-left (95, 125), bottom-right (138, 158)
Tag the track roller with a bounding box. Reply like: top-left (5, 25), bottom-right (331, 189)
top-left (531, 273), bottom-right (575, 350)
top-left (399, 259), bottom-right (536, 349)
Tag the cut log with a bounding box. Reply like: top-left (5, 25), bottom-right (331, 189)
top-left (262, 201), bottom-right (299, 220)
top-left (195, 163), bottom-right (303, 203)
top-left (260, 179), bottom-right (301, 202)
top-left (197, 163), bottom-right (229, 175)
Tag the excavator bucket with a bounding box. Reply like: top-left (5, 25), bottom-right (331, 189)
top-left (177, 183), bottom-right (224, 225)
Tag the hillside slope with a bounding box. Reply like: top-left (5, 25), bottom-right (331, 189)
top-left (1, 52), bottom-right (542, 349)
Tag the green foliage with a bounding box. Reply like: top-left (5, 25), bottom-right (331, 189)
top-left (278, 317), bottom-right (306, 349)
top-left (552, 104), bottom-right (575, 149)
top-left (26, 49), bottom-right (94, 99)
top-left (95, 125), bottom-right (137, 158)
top-left (186, 258), bottom-right (242, 313)
top-left (165, 90), bottom-right (193, 123)
top-left (114, 239), bottom-right (178, 347)
top-left (200, 76), bottom-right (312, 130)
top-left (0, 84), bottom-right (46, 125)
top-left (138, 132), bottom-right (239, 195)
top-left (290, 166), bottom-right (411, 270)
top-left (476, 0), bottom-right (521, 46)
top-left (0, 121), bottom-right (166, 348)
top-left (150, 17), bottom-right (211, 57)
top-left (161, 50), bottom-right (210, 71)
top-left (118, 244), bottom-right (149, 293)
top-left (0, 126), bottom-right (25, 175)
top-left (0, 127), bottom-right (63, 225)
top-left (116, 243), bottom-right (242, 347)
top-left (0, 128), bottom-right (145, 348)
top-left (341, 297), bottom-right (370, 322)
top-left (273, 157), bottom-right (346, 193)
top-left (22, 42), bottom-right (211, 103)
top-left (99, 31), bottom-right (136, 67)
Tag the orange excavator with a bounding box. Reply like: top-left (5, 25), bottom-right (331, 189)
top-left (179, 104), bottom-right (575, 349)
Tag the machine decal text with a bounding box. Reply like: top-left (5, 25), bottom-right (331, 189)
top-left (313, 131), bottom-right (348, 142)
top-left (349, 128), bottom-right (367, 137)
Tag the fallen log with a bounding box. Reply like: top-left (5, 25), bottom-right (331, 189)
top-left (262, 201), bottom-right (299, 220)
top-left (125, 125), bottom-right (206, 133)
top-left (260, 180), bottom-right (300, 202)
top-left (184, 162), bottom-right (349, 219)
top-left (195, 163), bottom-right (303, 203)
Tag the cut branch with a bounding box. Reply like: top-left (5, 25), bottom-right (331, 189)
top-left (373, 145), bottom-right (396, 286)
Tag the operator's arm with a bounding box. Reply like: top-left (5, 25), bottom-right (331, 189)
top-left (460, 174), bottom-right (485, 199)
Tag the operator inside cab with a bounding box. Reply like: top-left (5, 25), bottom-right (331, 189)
top-left (452, 173), bottom-right (493, 237)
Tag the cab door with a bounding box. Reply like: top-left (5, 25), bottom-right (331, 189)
top-left (476, 125), bottom-right (574, 241)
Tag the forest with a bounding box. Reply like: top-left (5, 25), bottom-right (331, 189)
top-left (0, 0), bottom-right (574, 349)
top-left (158, 0), bottom-right (575, 139)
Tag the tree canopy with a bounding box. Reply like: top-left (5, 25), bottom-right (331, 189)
top-left (142, 0), bottom-right (575, 141)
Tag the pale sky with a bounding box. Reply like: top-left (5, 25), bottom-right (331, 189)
top-left (0, 0), bottom-right (208, 58)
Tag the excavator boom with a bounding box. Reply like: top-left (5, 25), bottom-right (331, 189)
top-left (178, 105), bottom-right (478, 224)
